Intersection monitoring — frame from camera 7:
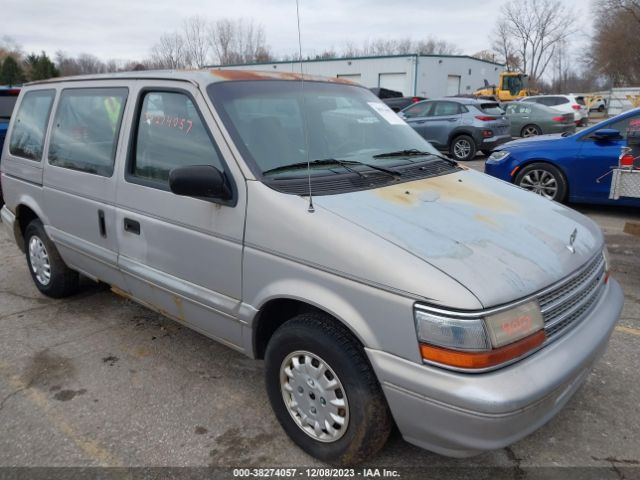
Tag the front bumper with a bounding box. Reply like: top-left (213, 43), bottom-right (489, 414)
top-left (366, 278), bottom-right (623, 457)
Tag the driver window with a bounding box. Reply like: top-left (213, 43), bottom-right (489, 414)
top-left (403, 102), bottom-right (431, 118)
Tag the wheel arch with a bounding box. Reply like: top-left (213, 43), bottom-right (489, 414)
top-left (447, 128), bottom-right (479, 147)
top-left (251, 295), bottom-right (370, 360)
top-left (13, 201), bottom-right (46, 252)
top-left (511, 159), bottom-right (570, 199)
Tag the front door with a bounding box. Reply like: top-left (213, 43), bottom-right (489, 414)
top-left (576, 113), bottom-right (637, 201)
top-left (115, 82), bottom-right (246, 349)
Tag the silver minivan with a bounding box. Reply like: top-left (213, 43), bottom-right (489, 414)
top-left (0, 70), bottom-right (623, 464)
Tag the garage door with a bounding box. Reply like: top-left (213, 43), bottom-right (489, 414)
top-left (378, 73), bottom-right (406, 96)
top-left (337, 74), bottom-right (362, 84)
top-left (447, 75), bottom-right (461, 96)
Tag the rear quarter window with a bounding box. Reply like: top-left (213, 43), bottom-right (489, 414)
top-left (48, 87), bottom-right (127, 177)
top-left (9, 90), bottom-right (55, 161)
top-left (479, 103), bottom-right (504, 115)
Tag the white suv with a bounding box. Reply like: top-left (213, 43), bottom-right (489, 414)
top-left (521, 94), bottom-right (588, 126)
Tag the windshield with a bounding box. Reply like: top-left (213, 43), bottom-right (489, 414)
top-left (207, 80), bottom-right (439, 177)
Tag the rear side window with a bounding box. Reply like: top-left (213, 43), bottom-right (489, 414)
top-left (432, 102), bottom-right (460, 116)
top-left (130, 91), bottom-right (225, 186)
top-left (48, 88), bottom-right (127, 177)
top-left (479, 103), bottom-right (504, 115)
top-left (550, 97), bottom-right (569, 106)
top-left (9, 90), bottom-right (55, 161)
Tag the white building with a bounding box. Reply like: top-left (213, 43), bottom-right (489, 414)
top-left (211, 54), bottom-right (505, 98)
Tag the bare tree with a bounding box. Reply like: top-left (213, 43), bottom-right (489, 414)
top-left (183, 16), bottom-right (209, 67)
top-left (493, 0), bottom-right (576, 84)
top-left (491, 20), bottom-right (521, 71)
top-left (150, 32), bottom-right (191, 69)
top-left (0, 36), bottom-right (23, 63)
top-left (208, 18), bottom-right (272, 65)
top-left (590, 0), bottom-right (640, 85)
top-left (339, 36), bottom-right (459, 57)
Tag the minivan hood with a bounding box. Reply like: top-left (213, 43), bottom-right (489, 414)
top-left (314, 169), bottom-right (603, 308)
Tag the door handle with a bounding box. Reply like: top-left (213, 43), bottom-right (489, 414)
top-left (98, 210), bottom-right (106, 238)
top-left (124, 218), bottom-right (140, 235)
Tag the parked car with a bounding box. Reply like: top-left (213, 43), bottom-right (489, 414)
top-left (520, 94), bottom-right (589, 126)
top-left (505, 101), bottom-right (575, 137)
top-left (1, 71), bottom-right (622, 464)
top-left (588, 95), bottom-right (607, 113)
top-left (0, 87), bottom-right (20, 208)
top-left (485, 107), bottom-right (640, 206)
top-left (370, 87), bottom-right (426, 112)
top-left (400, 98), bottom-right (511, 160)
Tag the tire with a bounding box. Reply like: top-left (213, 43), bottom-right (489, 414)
top-left (514, 162), bottom-right (567, 202)
top-left (481, 149), bottom-right (493, 157)
top-left (265, 313), bottom-right (392, 465)
top-left (449, 134), bottom-right (476, 161)
top-left (24, 219), bottom-right (79, 298)
top-left (598, 105), bottom-right (604, 113)
top-left (521, 124), bottom-right (542, 138)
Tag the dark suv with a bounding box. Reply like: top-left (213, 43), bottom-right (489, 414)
top-left (0, 87), bottom-right (20, 207)
top-left (399, 98), bottom-right (511, 161)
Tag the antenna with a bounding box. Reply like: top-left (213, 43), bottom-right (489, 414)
top-left (296, 0), bottom-right (314, 213)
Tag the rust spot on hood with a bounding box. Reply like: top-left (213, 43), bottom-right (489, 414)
top-left (209, 69), bottom-right (356, 84)
top-left (375, 173), bottom-right (517, 213)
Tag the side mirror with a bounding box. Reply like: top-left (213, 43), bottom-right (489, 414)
top-left (169, 165), bottom-right (231, 201)
top-left (591, 128), bottom-right (621, 141)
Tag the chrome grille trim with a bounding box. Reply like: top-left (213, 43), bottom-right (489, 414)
top-left (539, 253), bottom-right (606, 340)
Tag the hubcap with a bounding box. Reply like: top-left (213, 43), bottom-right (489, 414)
top-left (523, 126), bottom-right (540, 137)
top-left (280, 350), bottom-right (349, 443)
top-left (28, 236), bottom-right (51, 286)
top-left (453, 139), bottom-right (472, 159)
top-left (519, 169), bottom-right (558, 199)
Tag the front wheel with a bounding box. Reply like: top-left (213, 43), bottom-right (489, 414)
top-left (514, 162), bottom-right (567, 202)
top-left (265, 313), bottom-right (392, 465)
top-left (449, 135), bottom-right (477, 161)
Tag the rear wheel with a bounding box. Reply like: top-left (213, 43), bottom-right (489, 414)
top-left (24, 219), bottom-right (79, 298)
top-left (521, 124), bottom-right (542, 138)
top-left (449, 135), bottom-right (476, 161)
top-left (265, 313), bottom-right (392, 465)
top-left (514, 162), bottom-right (567, 202)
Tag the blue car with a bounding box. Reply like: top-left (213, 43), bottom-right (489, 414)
top-left (485, 107), bottom-right (640, 207)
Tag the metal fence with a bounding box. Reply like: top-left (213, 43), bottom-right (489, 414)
top-left (605, 88), bottom-right (640, 116)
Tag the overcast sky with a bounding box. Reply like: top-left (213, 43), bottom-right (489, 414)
top-left (5, 0), bottom-right (592, 63)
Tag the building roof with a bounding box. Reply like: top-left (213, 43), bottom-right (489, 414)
top-left (206, 53), bottom-right (505, 69)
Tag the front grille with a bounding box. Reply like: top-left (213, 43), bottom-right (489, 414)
top-left (538, 253), bottom-right (606, 340)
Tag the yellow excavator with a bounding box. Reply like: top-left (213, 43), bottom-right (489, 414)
top-left (473, 72), bottom-right (536, 102)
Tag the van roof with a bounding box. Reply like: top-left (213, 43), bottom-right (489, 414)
top-left (26, 69), bottom-right (358, 88)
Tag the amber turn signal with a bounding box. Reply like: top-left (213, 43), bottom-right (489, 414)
top-left (420, 330), bottom-right (546, 369)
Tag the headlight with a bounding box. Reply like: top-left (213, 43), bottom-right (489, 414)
top-left (414, 301), bottom-right (545, 370)
top-left (488, 150), bottom-right (510, 161)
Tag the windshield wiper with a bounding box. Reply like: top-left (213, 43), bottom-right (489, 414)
top-left (373, 149), bottom-right (435, 158)
top-left (262, 158), bottom-right (400, 177)
top-left (374, 149), bottom-right (459, 167)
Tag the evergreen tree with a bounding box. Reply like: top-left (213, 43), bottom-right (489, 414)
top-left (0, 56), bottom-right (24, 86)
top-left (25, 52), bottom-right (59, 81)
